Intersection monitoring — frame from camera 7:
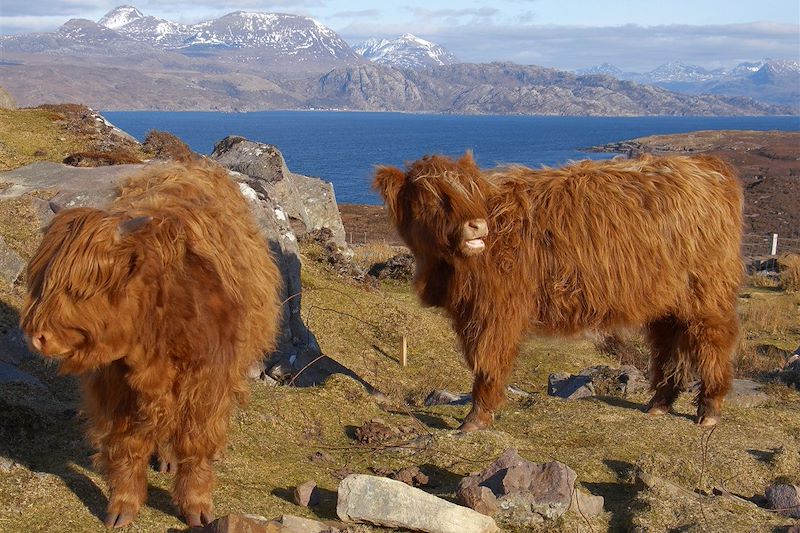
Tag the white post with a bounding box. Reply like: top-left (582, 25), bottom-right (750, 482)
top-left (771, 233), bottom-right (778, 256)
top-left (401, 336), bottom-right (408, 367)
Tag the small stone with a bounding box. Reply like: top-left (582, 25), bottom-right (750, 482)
top-left (765, 484), bottom-right (800, 519)
top-left (548, 373), bottom-right (594, 400)
top-left (424, 389), bottom-right (471, 406)
top-left (393, 466), bottom-right (429, 487)
top-left (570, 488), bottom-right (604, 517)
top-left (354, 419), bottom-right (396, 444)
top-left (458, 484), bottom-right (499, 516)
top-left (201, 514), bottom-right (281, 533)
top-left (293, 480), bottom-right (320, 507)
top-left (309, 451), bottom-right (333, 465)
top-left (247, 360), bottom-right (265, 380)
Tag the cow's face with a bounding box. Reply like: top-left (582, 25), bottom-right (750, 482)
top-left (21, 208), bottom-right (151, 373)
top-left (374, 152), bottom-right (490, 263)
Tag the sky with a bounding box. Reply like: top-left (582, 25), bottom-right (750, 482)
top-left (1, 0), bottom-right (798, 72)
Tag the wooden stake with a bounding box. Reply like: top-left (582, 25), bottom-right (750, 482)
top-left (401, 335), bottom-right (408, 367)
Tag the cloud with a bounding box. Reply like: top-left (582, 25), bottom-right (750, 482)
top-left (340, 21), bottom-right (799, 71)
top-left (409, 7), bottom-right (499, 20)
top-left (330, 9), bottom-right (381, 19)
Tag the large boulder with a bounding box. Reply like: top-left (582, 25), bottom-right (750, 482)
top-left (0, 134), bottom-right (347, 375)
top-left (211, 136), bottom-right (347, 248)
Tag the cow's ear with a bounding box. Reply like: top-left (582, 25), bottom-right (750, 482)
top-left (116, 215), bottom-right (152, 240)
top-left (373, 166), bottom-right (405, 213)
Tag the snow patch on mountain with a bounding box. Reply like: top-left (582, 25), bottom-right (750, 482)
top-left (354, 33), bottom-right (457, 69)
top-left (98, 6), bottom-right (144, 29)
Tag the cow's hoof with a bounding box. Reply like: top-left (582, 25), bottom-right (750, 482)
top-left (646, 405), bottom-right (670, 416)
top-left (457, 420), bottom-right (487, 432)
top-left (696, 415), bottom-right (720, 428)
top-left (104, 511), bottom-right (136, 529)
top-left (184, 509), bottom-right (215, 528)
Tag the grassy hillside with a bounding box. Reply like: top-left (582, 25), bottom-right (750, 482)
top-left (1, 241), bottom-right (798, 531)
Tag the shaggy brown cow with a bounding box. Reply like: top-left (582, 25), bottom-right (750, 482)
top-left (21, 162), bottom-right (281, 528)
top-left (375, 153), bottom-right (743, 431)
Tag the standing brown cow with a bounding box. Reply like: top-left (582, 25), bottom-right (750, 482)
top-left (21, 162), bottom-right (281, 528)
top-left (375, 153), bottom-right (743, 431)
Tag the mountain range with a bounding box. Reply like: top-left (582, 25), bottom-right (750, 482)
top-left (577, 60), bottom-right (800, 107)
top-left (0, 5), bottom-right (796, 115)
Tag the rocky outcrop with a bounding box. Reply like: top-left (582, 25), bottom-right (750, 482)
top-left (0, 134), bottom-right (350, 380)
top-left (211, 136), bottom-right (347, 247)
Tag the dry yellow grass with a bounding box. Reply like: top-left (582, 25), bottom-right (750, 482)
top-left (779, 253), bottom-right (800, 292)
top-left (0, 108), bottom-right (89, 171)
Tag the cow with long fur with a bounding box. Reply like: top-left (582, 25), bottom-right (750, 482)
top-left (375, 153), bottom-right (743, 431)
top-left (21, 162), bottom-right (281, 528)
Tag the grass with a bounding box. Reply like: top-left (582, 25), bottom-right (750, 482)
top-left (0, 201), bottom-right (798, 531)
top-left (0, 107), bottom-right (147, 172)
top-left (779, 253), bottom-right (800, 292)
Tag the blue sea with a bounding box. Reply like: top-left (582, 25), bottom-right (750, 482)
top-left (103, 112), bottom-right (800, 205)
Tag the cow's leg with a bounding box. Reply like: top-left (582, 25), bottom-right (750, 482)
top-left (172, 387), bottom-right (231, 527)
top-left (686, 313), bottom-right (737, 427)
top-left (100, 429), bottom-right (155, 528)
top-left (459, 317), bottom-right (522, 432)
top-left (645, 316), bottom-right (686, 415)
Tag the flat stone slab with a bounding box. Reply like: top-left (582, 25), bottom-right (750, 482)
top-left (337, 474), bottom-right (499, 533)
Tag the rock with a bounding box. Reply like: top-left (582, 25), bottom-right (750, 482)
top-left (210, 136), bottom-right (291, 183)
top-left (367, 252), bottom-right (415, 281)
top-left (394, 466), bottom-right (429, 487)
top-left (765, 484), bottom-right (800, 518)
top-left (570, 488), bottom-right (604, 518)
top-left (548, 372), bottom-right (594, 400)
top-left (373, 466), bottom-right (430, 487)
top-left (0, 153), bottom-right (330, 386)
top-left (247, 360), bottom-right (266, 380)
top-left (725, 379), bottom-right (770, 407)
top-left (337, 474), bottom-right (499, 533)
top-left (548, 365), bottom-right (648, 400)
top-left (280, 515), bottom-right (340, 533)
top-left (457, 449), bottom-right (578, 523)
top-left (459, 484), bottom-right (499, 516)
top-left (424, 389), bottom-right (471, 406)
top-left (293, 481), bottom-right (320, 507)
top-left (355, 419), bottom-right (397, 444)
top-left (780, 357), bottom-right (800, 389)
top-left (211, 137), bottom-right (347, 248)
top-left (0, 236), bottom-right (25, 285)
top-left (689, 378), bottom-right (770, 407)
top-left (202, 513), bottom-right (282, 533)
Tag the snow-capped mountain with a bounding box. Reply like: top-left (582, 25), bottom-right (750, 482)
top-left (354, 34), bottom-right (457, 69)
top-left (90, 6), bottom-right (359, 66)
top-left (184, 11), bottom-right (354, 61)
top-left (575, 59), bottom-right (799, 108)
top-left (98, 5), bottom-right (143, 30)
top-left (100, 7), bottom-right (193, 48)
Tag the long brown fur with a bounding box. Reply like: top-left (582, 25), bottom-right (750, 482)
top-left (20, 161), bottom-right (281, 527)
top-left (375, 153), bottom-right (743, 430)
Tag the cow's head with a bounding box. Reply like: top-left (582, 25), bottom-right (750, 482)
top-left (374, 152), bottom-right (491, 263)
top-left (20, 207), bottom-right (154, 373)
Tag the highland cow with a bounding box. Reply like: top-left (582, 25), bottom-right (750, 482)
top-left (21, 162), bottom-right (281, 528)
top-left (375, 153), bottom-right (743, 431)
